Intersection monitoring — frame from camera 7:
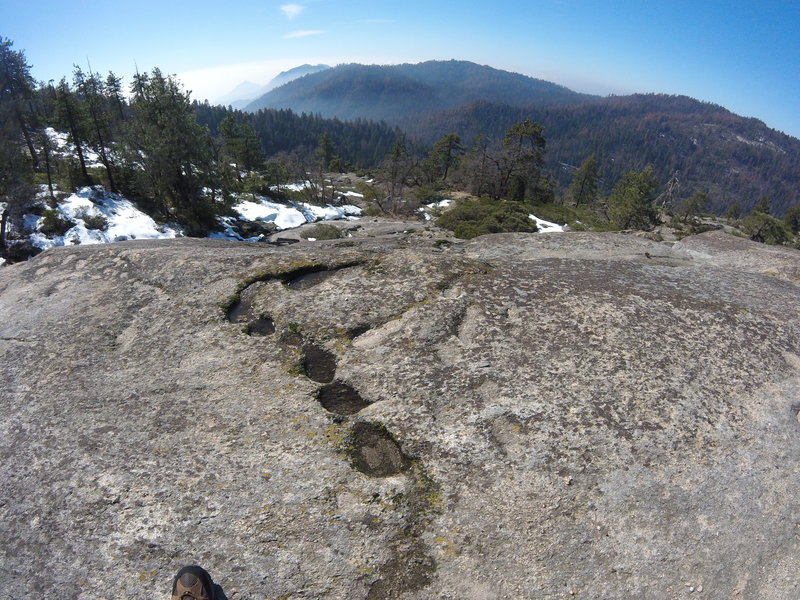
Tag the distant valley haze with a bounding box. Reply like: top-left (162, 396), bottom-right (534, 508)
top-left (3, 0), bottom-right (799, 139)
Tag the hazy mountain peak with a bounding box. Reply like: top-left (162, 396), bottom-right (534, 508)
top-left (219, 64), bottom-right (331, 109)
top-left (243, 59), bottom-right (595, 117)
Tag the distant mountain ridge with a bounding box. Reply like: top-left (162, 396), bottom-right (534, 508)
top-left (219, 64), bottom-right (330, 109)
top-left (239, 59), bottom-right (798, 215)
top-left (244, 60), bottom-right (595, 119)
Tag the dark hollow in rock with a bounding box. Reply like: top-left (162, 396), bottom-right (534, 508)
top-left (226, 298), bottom-right (251, 323)
top-left (366, 540), bottom-right (437, 600)
top-left (317, 381), bottom-right (370, 415)
top-left (349, 422), bottom-right (409, 477)
top-left (303, 344), bottom-right (337, 383)
top-left (226, 285), bottom-right (259, 323)
top-left (246, 317), bottom-right (275, 336)
top-left (283, 268), bottom-right (334, 290)
top-left (285, 270), bottom-right (335, 290)
top-left (346, 324), bottom-right (371, 339)
top-left (230, 219), bottom-right (277, 239)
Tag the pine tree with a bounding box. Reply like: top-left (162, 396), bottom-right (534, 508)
top-left (752, 196), bottom-right (771, 215)
top-left (124, 68), bottom-right (227, 234)
top-left (498, 120), bottom-right (546, 201)
top-left (316, 131), bottom-right (338, 171)
top-left (423, 133), bottom-right (464, 183)
top-left (0, 37), bottom-right (37, 256)
top-left (678, 190), bottom-right (708, 223)
top-left (73, 66), bottom-right (117, 191)
top-left (218, 114), bottom-right (264, 177)
top-left (55, 78), bottom-right (92, 186)
top-left (783, 205), bottom-right (800, 235)
top-left (568, 155), bottom-right (599, 207)
top-left (607, 166), bottom-right (660, 230)
top-left (0, 37), bottom-right (38, 169)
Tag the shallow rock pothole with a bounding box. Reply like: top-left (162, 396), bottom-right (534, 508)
top-left (317, 381), bottom-right (370, 415)
top-left (303, 344), bottom-right (337, 383)
top-left (346, 324), bottom-right (371, 339)
top-left (284, 269), bottom-right (336, 290)
top-left (226, 286), bottom-right (259, 323)
top-left (349, 422), bottom-right (409, 477)
top-left (245, 316), bottom-right (275, 336)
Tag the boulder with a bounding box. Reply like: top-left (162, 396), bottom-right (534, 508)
top-left (0, 229), bottom-right (798, 599)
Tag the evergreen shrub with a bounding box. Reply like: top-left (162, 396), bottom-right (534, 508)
top-left (437, 197), bottom-right (538, 239)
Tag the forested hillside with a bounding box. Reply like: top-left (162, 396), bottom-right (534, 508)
top-left (241, 60), bottom-right (800, 216)
top-left (405, 95), bottom-right (800, 215)
top-left (194, 103), bottom-right (398, 168)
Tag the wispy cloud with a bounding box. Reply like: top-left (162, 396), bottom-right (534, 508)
top-left (280, 3), bottom-right (304, 19)
top-left (283, 30), bottom-right (325, 39)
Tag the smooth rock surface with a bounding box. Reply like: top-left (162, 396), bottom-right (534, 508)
top-left (1, 229), bottom-right (798, 599)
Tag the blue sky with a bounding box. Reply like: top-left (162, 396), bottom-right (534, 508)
top-left (2, 0), bottom-right (799, 138)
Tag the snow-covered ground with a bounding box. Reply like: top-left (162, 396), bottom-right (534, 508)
top-left (4, 181), bottom-right (565, 266)
top-left (213, 196), bottom-right (361, 241)
top-left (45, 127), bottom-right (104, 167)
top-left (5, 185), bottom-right (364, 258)
top-left (26, 188), bottom-right (181, 251)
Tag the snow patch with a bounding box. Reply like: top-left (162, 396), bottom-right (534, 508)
top-left (28, 187), bottom-right (181, 250)
top-left (211, 196), bottom-right (363, 241)
top-left (419, 198), bottom-right (452, 220)
top-left (280, 181), bottom-right (313, 192)
top-left (45, 127), bottom-right (104, 167)
top-left (300, 202), bottom-right (361, 222)
top-left (234, 198), bottom-right (307, 229)
top-left (529, 214), bottom-right (565, 233)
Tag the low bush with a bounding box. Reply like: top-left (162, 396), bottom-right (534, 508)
top-left (300, 223), bottom-right (343, 240)
top-left (83, 214), bottom-right (109, 231)
top-left (437, 197), bottom-right (538, 239)
top-left (39, 210), bottom-right (75, 237)
top-left (74, 208), bottom-right (109, 231)
top-left (739, 213), bottom-right (792, 245)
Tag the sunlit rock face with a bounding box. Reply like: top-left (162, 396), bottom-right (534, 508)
top-left (1, 229), bottom-right (798, 599)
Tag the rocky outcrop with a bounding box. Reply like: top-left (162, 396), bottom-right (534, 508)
top-left (0, 229), bottom-right (798, 599)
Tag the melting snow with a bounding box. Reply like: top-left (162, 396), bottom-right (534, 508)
top-left (419, 198), bottom-right (453, 221)
top-left (529, 214), bottom-right (565, 233)
top-left (45, 127), bottom-right (103, 167)
top-left (280, 181), bottom-right (313, 192)
top-left (28, 187), bottom-right (181, 250)
top-left (233, 198), bottom-right (307, 229)
top-left (212, 196), bottom-right (362, 241)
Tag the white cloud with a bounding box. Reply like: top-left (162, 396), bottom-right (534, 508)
top-left (281, 3), bottom-right (304, 19)
top-left (283, 30), bottom-right (325, 39)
